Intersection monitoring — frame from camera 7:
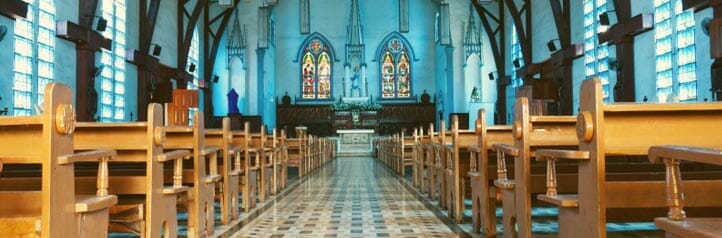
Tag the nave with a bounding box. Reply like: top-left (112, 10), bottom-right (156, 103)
top-left (231, 157), bottom-right (463, 238)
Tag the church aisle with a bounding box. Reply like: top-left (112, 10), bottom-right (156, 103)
top-left (231, 157), bottom-right (465, 237)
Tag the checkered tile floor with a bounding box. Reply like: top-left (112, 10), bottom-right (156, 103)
top-left (231, 158), bottom-right (461, 237)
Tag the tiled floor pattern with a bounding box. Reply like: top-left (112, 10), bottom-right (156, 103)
top-left (232, 158), bottom-right (462, 237)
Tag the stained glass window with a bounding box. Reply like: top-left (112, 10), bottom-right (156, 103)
top-left (379, 37), bottom-right (412, 99)
top-left (654, 0), bottom-right (697, 102)
top-left (99, 0), bottom-right (126, 121)
top-left (301, 36), bottom-right (333, 99)
top-left (12, 0), bottom-right (55, 115)
top-left (583, 0), bottom-right (611, 102)
top-left (300, 37), bottom-right (333, 99)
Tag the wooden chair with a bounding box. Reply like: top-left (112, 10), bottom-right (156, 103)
top-left (204, 118), bottom-right (243, 225)
top-left (444, 115), bottom-right (479, 223)
top-left (468, 109), bottom-right (513, 236)
top-left (0, 83), bottom-right (117, 238)
top-left (492, 97), bottom-right (578, 238)
top-left (231, 122), bottom-right (257, 212)
top-left (648, 146), bottom-right (722, 238)
top-left (164, 111), bottom-right (220, 237)
top-left (74, 103), bottom-right (190, 238)
top-left (535, 78), bottom-right (722, 238)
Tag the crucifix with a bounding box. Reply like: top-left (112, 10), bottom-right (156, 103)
top-left (684, 0), bottom-right (722, 100)
top-left (56, 2), bottom-right (112, 122)
top-left (598, 0), bottom-right (654, 102)
top-left (126, 50), bottom-right (192, 121)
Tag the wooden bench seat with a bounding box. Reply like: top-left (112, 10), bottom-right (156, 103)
top-left (444, 115), bottom-right (478, 222)
top-left (491, 97), bottom-right (579, 238)
top-left (535, 78), bottom-right (722, 238)
top-left (0, 83), bottom-right (117, 238)
top-left (231, 122), bottom-right (258, 212)
top-left (467, 110), bottom-right (513, 236)
top-left (431, 121), bottom-right (450, 209)
top-left (74, 104), bottom-right (189, 238)
top-left (163, 111), bottom-right (219, 237)
top-left (204, 118), bottom-right (243, 224)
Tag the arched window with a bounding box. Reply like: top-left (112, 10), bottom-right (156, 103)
top-left (12, 0), bottom-right (56, 115)
top-left (377, 33), bottom-right (413, 99)
top-left (298, 34), bottom-right (335, 100)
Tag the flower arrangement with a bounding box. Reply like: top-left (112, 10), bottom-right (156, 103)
top-left (330, 101), bottom-right (383, 111)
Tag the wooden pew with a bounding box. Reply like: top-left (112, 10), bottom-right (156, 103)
top-left (164, 111), bottom-right (220, 237)
top-left (468, 109), bottom-right (513, 236)
top-left (277, 130), bottom-right (289, 190)
top-left (74, 103), bottom-right (190, 237)
top-left (423, 123), bottom-right (437, 198)
top-left (0, 83), bottom-right (117, 237)
top-left (535, 78), bottom-right (722, 238)
top-left (648, 146), bottom-right (722, 238)
top-left (399, 130), bottom-right (416, 177)
top-left (444, 115), bottom-right (478, 222)
top-left (231, 122), bottom-right (257, 212)
top-left (491, 97), bottom-right (578, 238)
top-left (432, 120), bottom-right (449, 209)
top-left (413, 127), bottom-right (426, 188)
top-left (204, 118), bottom-right (243, 225)
top-left (249, 126), bottom-right (273, 202)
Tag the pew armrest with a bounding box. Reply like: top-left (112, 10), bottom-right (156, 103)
top-left (468, 145), bottom-right (480, 153)
top-left (654, 217), bottom-right (722, 238)
top-left (201, 146), bottom-right (220, 156)
top-left (229, 146), bottom-right (242, 155)
top-left (646, 145), bottom-right (717, 221)
top-left (158, 150), bottom-right (192, 192)
top-left (59, 149), bottom-right (117, 164)
top-left (535, 149), bottom-right (589, 161)
top-left (61, 149), bottom-right (116, 197)
top-left (494, 179), bottom-right (515, 190)
top-left (75, 195), bottom-right (118, 213)
top-left (157, 150), bottom-right (192, 162)
top-left (205, 174), bottom-right (222, 183)
top-left (648, 145), bottom-right (722, 166)
top-left (537, 194), bottom-right (578, 208)
top-left (492, 144), bottom-right (519, 157)
top-left (535, 149), bottom-right (589, 198)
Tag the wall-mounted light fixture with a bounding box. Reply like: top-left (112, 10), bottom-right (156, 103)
top-left (188, 63), bottom-right (196, 73)
top-left (513, 58), bottom-right (521, 68)
top-left (84, 15), bottom-right (107, 31)
top-left (599, 10), bottom-right (617, 26)
top-left (488, 71), bottom-right (497, 81)
top-left (150, 44), bottom-right (162, 56)
top-left (547, 39), bottom-right (560, 52)
top-left (212, 75), bottom-right (219, 83)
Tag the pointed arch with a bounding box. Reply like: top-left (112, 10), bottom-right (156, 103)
top-left (297, 32), bottom-right (336, 100)
top-left (375, 32), bottom-right (415, 99)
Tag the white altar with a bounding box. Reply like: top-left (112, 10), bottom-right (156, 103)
top-left (336, 129), bottom-right (375, 157)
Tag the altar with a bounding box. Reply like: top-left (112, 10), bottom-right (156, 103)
top-left (336, 129), bottom-right (375, 157)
